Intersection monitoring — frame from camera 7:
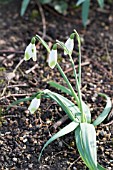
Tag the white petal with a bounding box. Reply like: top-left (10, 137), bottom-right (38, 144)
top-left (43, 89), bottom-right (51, 94)
top-left (24, 43), bottom-right (37, 61)
top-left (28, 98), bottom-right (40, 114)
top-left (24, 43), bottom-right (32, 61)
top-left (48, 49), bottom-right (57, 69)
top-left (31, 44), bottom-right (37, 61)
top-left (64, 38), bottom-right (74, 55)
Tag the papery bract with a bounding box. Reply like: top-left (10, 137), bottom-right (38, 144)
top-left (28, 98), bottom-right (40, 114)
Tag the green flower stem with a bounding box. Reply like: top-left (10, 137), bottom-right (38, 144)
top-left (78, 44), bottom-right (81, 87)
top-left (74, 30), bottom-right (81, 88)
top-left (69, 55), bottom-right (85, 122)
top-left (56, 63), bottom-right (80, 107)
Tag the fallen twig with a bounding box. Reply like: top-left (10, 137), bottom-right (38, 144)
top-left (0, 50), bottom-right (24, 54)
top-left (25, 64), bottom-right (38, 74)
top-left (64, 61), bottom-right (90, 74)
top-left (52, 115), bottom-right (68, 130)
top-left (7, 83), bottom-right (28, 88)
top-left (0, 93), bottom-right (33, 101)
top-left (35, 0), bottom-right (46, 39)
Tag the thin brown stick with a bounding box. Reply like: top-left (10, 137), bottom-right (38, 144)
top-left (0, 50), bottom-right (24, 54)
top-left (0, 93), bottom-right (33, 101)
top-left (64, 61), bottom-right (90, 74)
top-left (102, 120), bottom-right (113, 126)
top-left (7, 83), bottom-right (28, 88)
top-left (44, 5), bottom-right (81, 24)
top-left (52, 115), bottom-right (68, 130)
top-left (13, 58), bottom-right (24, 74)
top-left (35, 0), bottom-right (46, 39)
top-left (25, 64), bottom-right (38, 74)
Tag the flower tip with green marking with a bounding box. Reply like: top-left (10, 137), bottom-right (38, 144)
top-left (64, 34), bottom-right (74, 55)
top-left (48, 44), bottom-right (57, 69)
top-left (24, 37), bottom-right (37, 61)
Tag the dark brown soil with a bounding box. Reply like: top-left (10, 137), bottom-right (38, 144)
top-left (0, 0), bottom-right (113, 170)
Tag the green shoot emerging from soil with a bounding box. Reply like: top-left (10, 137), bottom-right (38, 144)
top-left (12, 30), bottom-right (111, 170)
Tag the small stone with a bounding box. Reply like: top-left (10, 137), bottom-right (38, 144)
top-left (28, 163), bottom-right (33, 168)
top-left (105, 152), bottom-right (109, 155)
top-left (20, 137), bottom-right (23, 141)
top-left (23, 138), bottom-right (27, 143)
top-left (13, 157), bottom-right (17, 162)
top-left (110, 154), bottom-right (113, 159)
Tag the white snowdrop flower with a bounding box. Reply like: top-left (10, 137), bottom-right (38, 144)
top-left (28, 98), bottom-right (40, 114)
top-left (64, 37), bottom-right (74, 55)
top-left (48, 44), bottom-right (57, 69)
top-left (43, 89), bottom-right (51, 94)
top-left (24, 38), bottom-right (37, 61)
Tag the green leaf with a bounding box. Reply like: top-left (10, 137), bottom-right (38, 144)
top-left (20, 0), bottom-right (30, 16)
top-left (75, 123), bottom-right (97, 169)
top-left (53, 1), bottom-right (68, 14)
top-left (38, 121), bottom-right (79, 161)
top-left (75, 125), bottom-right (90, 168)
top-left (35, 35), bottom-right (50, 53)
top-left (48, 81), bottom-right (72, 95)
top-left (82, 0), bottom-right (90, 27)
top-left (97, 0), bottom-right (104, 8)
top-left (76, 0), bottom-right (86, 6)
top-left (93, 93), bottom-right (112, 126)
top-left (97, 163), bottom-right (106, 170)
top-left (7, 92), bottom-right (40, 110)
top-left (39, 0), bottom-right (52, 4)
top-left (44, 90), bottom-right (79, 121)
top-left (48, 82), bottom-right (91, 123)
top-left (82, 101), bottom-right (91, 123)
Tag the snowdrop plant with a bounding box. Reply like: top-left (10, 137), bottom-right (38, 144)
top-left (10, 30), bottom-right (111, 170)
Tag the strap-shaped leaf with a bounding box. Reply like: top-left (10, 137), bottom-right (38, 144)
top-left (44, 90), bottom-right (80, 121)
top-left (97, 163), bottom-right (106, 170)
top-left (38, 121), bottom-right (79, 161)
top-left (82, 0), bottom-right (90, 27)
top-left (39, 0), bottom-right (52, 4)
top-left (82, 101), bottom-right (91, 123)
top-left (20, 0), bottom-right (30, 16)
top-left (7, 92), bottom-right (40, 110)
top-left (47, 83), bottom-right (91, 123)
top-left (48, 81), bottom-right (72, 95)
top-left (75, 123), bottom-right (97, 169)
top-left (76, 0), bottom-right (86, 6)
top-left (97, 0), bottom-right (104, 8)
top-left (75, 125), bottom-right (90, 168)
top-left (93, 93), bottom-right (112, 126)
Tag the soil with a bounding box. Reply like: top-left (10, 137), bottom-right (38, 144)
top-left (0, 0), bottom-right (113, 170)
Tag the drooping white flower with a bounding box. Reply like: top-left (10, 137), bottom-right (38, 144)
top-left (28, 98), bottom-right (40, 114)
top-left (24, 38), bottom-right (37, 61)
top-left (48, 45), bottom-right (57, 69)
top-left (43, 89), bottom-right (51, 94)
top-left (64, 37), bottom-right (74, 55)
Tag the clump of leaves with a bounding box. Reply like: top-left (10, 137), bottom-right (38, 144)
top-left (20, 0), bottom-right (68, 16)
top-left (9, 30), bottom-right (111, 169)
top-left (76, 0), bottom-right (104, 26)
top-left (21, 0), bottom-right (105, 26)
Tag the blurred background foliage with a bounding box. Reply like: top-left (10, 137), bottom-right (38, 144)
top-left (0, 0), bottom-right (112, 26)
